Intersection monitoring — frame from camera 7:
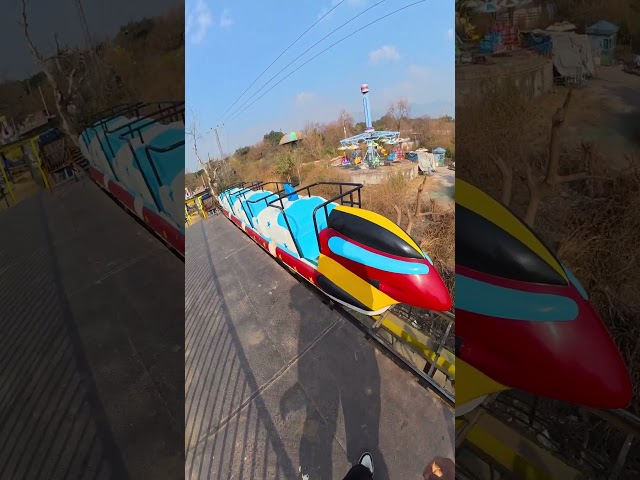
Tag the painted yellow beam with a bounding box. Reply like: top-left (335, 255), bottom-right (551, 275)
top-left (378, 314), bottom-right (455, 379)
top-left (0, 160), bottom-right (16, 205)
top-left (460, 410), bottom-right (583, 480)
top-left (457, 358), bottom-right (509, 407)
top-left (29, 138), bottom-right (50, 191)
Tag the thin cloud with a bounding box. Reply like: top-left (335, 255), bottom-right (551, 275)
top-left (295, 92), bottom-right (316, 105)
top-left (447, 28), bottom-right (454, 40)
top-left (219, 8), bottom-right (233, 28)
top-left (369, 46), bottom-right (400, 65)
top-left (318, 0), bottom-right (341, 20)
top-left (318, 0), bottom-right (366, 20)
top-left (408, 64), bottom-right (431, 80)
top-left (190, 0), bottom-right (213, 44)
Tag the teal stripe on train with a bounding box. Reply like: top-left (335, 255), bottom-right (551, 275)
top-left (455, 274), bottom-right (579, 321)
top-left (328, 237), bottom-right (429, 275)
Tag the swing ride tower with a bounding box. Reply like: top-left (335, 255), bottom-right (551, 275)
top-left (339, 84), bottom-right (400, 168)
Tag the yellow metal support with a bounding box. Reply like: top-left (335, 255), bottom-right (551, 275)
top-left (459, 409), bottom-right (583, 480)
top-left (185, 204), bottom-right (191, 227)
top-left (0, 159), bottom-right (16, 205)
top-left (0, 133), bottom-right (52, 209)
top-left (196, 196), bottom-right (207, 219)
top-left (29, 138), bottom-right (50, 191)
top-left (378, 313), bottom-right (455, 379)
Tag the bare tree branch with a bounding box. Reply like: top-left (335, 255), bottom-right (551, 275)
top-left (415, 174), bottom-right (428, 217)
top-left (393, 204), bottom-right (402, 225)
top-left (489, 153), bottom-right (513, 206)
top-left (524, 88), bottom-right (589, 227)
top-left (20, 0), bottom-right (83, 150)
top-left (405, 208), bottom-right (414, 235)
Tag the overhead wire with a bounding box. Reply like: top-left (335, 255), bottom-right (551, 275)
top-left (223, 0), bottom-right (387, 123)
top-left (228, 0), bottom-right (427, 123)
top-left (215, 0), bottom-right (347, 124)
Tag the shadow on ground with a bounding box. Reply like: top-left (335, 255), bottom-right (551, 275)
top-left (185, 220), bottom-right (299, 480)
top-left (0, 180), bottom-right (185, 480)
top-left (185, 214), bottom-right (454, 480)
top-left (0, 194), bottom-right (126, 480)
top-left (282, 282), bottom-right (389, 480)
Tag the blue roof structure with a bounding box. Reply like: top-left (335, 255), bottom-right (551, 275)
top-left (586, 20), bottom-right (619, 36)
top-left (433, 147), bottom-right (446, 154)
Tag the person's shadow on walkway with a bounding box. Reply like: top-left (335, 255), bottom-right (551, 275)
top-left (280, 282), bottom-right (389, 480)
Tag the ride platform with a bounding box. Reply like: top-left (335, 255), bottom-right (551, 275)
top-left (185, 212), bottom-right (454, 479)
top-left (0, 178), bottom-right (184, 479)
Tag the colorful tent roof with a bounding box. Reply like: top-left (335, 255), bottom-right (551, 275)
top-left (279, 131), bottom-right (303, 145)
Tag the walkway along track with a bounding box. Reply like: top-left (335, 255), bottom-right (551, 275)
top-left (203, 208), bottom-right (456, 409)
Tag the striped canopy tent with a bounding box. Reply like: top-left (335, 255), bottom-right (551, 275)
top-left (279, 131), bottom-right (303, 145)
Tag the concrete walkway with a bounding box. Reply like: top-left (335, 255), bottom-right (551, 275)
top-left (0, 178), bottom-right (184, 479)
top-left (185, 214), bottom-right (454, 480)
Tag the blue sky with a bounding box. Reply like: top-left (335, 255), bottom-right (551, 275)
top-left (185, 0), bottom-right (454, 171)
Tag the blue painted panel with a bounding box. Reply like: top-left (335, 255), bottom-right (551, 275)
top-left (456, 274), bottom-right (579, 321)
top-left (562, 264), bottom-right (588, 300)
top-left (245, 191), bottom-right (278, 219)
top-left (102, 118), bottom-right (150, 161)
top-left (131, 134), bottom-right (184, 225)
top-left (328, 237), bottom-right (429, 274)
top-left (145, 129), bottom-right (185, 182)
top-left (276, 196), bottom-right (336, 259)
top-left (81, 120), bottom-right (185, 231)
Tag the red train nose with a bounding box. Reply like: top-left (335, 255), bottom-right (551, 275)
top-left (458, 299), bottom-right (632, 409)
top-left (379, 270), bottom-right (452, 312)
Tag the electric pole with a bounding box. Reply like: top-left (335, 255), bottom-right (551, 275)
top-left (214, 128), bottom-right (224, 160)
top-left (73, 0), bottom-right (100, 79)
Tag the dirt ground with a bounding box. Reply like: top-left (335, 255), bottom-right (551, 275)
top-left (523, 66), bottom-right (640, 170)
top-left (429, 167), bottom-right (455, 206)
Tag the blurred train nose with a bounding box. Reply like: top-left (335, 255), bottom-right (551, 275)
top-left (459, 299), bottom-right (632, 409)
top-left (378, 267), bottom-right (453, 312)
top-left (552, 301), bottom-right (633, 409)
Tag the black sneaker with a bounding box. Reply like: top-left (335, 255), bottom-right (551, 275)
top-left (358, 452), bottom-right (374, 476)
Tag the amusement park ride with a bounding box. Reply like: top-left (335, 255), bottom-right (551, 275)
top-left (213, 174), bottom-right (635, 476)
top-left (339, 84), bottom-right (401, 168)
top-left (217, 180), bottom-right (452, 316)
top-left (456, 178), bottom-right (632, 413)
top-left (455, 179), bottom-right (635, 478)
top-left (78, 102), bottom-right (186, 256)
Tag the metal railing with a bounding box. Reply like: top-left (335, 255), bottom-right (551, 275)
top-left (265, 182), bottom-right (363, 258)
top-left (239, 181), bottom-right (299, 228)
top-left (220, 180), bottom-right (262, 210)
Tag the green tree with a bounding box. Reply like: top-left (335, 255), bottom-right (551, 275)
top-left (274, 151), bottom-right (295, 182)
top-left (372, 119), bottom-right (385, 131)
top-left (234, 146), bottom-right (251, 157)
top-left (263, 130), bottom-right (284, 146)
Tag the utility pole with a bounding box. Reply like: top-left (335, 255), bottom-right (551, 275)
top-left (214, 127), bottom-right (224, 160)
top-left (73, 0), bottom-right (100, 79)
top-left (38, 84), bottom-right (50, 117)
